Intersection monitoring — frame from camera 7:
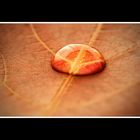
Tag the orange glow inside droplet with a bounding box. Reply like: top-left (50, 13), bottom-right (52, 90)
top-left (51, 44), bottom-right (106, 75)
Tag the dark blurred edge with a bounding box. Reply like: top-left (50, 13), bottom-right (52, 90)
top-left (0, 12), bottom-right (140, 22)
top-left (1, 12), bottom-right (139, 22)
top-left (0, 1), bottom-right (140, 22)
top-left (0, 118), bottom-right (139, 129)
top-left (0, 118), bottom-right (139, 138)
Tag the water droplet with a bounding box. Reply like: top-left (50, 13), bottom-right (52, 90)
top-left (51, 44), bottom-right (106, 75)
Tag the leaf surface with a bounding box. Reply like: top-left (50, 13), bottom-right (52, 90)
top-left (0, 24), bottom-right (140, 116)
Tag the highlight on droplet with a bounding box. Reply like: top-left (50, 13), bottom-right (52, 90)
top-left (51, 44), bottom-right (106, 75)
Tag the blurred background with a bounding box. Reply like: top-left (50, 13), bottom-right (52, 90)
top-left (0, 24), bottom-right (140, 116)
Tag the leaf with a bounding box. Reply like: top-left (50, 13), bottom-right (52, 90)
top-left (0, 24), bottom-right (140, 116)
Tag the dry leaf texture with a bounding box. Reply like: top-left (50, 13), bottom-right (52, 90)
top-left (0, 24), bottom-right (140, 116)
